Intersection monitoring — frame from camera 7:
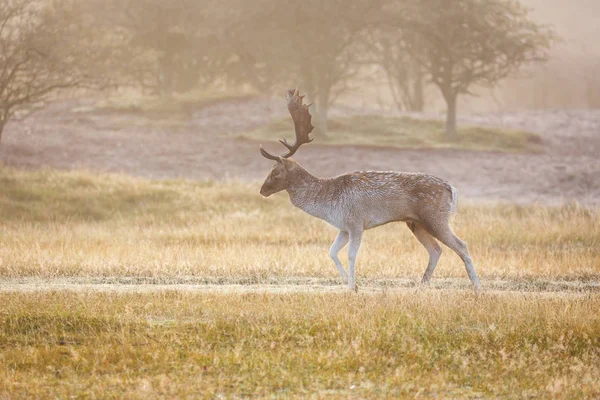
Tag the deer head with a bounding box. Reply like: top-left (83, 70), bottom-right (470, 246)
top-left (259, 89), bottom-right (314, 197)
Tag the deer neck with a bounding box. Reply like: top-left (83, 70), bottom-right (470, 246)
top-left (285, 169), bottom-right (331, 218)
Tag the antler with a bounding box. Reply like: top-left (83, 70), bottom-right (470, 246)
top-left (260, 88), bottom-right (314, 161)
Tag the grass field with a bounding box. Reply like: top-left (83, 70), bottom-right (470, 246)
top-left (2, 291), bottom-right (599, 398)
top-left (1, 166), bottom-right (597, 281)
top-left (243, 115), bottom-right (542, 153)
top-left (1, 166), bottom-right (599, 398)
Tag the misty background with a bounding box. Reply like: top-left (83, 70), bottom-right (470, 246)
top-left (1, 0), bottom-right (599, 205)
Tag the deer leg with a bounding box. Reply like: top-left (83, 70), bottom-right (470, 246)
top-left (329, 231), bottom-right (349, 281)
top-left (407, 222), bottom-right (442, 284)
top-left (429, 224), bottom-right (481, 290)
top-left (347, 229), bottom-right (364, 291)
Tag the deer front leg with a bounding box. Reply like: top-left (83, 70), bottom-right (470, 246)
top-left (329, 231), bottom-right (349, 282)
top-left (347, 229), bottom-right (364, 291)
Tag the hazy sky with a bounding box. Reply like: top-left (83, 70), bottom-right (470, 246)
top-left (523, 0), bottom-right (600, 55)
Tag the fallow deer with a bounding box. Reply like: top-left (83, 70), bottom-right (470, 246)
top-left (259, 89), bottom-right (481, 291)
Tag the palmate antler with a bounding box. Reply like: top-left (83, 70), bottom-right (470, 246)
top-left (260, 88), bottom-right (314, 161)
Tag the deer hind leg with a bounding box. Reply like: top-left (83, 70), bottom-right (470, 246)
top-left (347, 228), bottom-right (364, 291)
top-left (407, 222), bottom-right (442, 284)
top-left (427, 222), bottom-right (481, 290)
top-left (329, 231), bottom-right (349, 281)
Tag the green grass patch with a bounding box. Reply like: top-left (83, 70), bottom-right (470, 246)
top-left (0, 166), bottom-right (266, 223)
top-left (83, 89), bottom-right (257, 120)
top-left (243, 115), bottom-right (542, 153)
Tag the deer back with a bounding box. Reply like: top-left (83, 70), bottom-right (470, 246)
top-left (286, 168), bottom-right (457, 231)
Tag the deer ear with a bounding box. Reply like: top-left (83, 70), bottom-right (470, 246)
top-left (279, 157), bottom-right (296, 171)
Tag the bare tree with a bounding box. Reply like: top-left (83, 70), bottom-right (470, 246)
top-left (402, 0), bottom-right (554, 137)
top-left (584, 59), bottom-right (600, 109)
top-left (95, 0), bottom-right (221, 96)
top-left (259, 89), bottom-right (481, 291)
top-left (0, 0), bottom-right (95, 144)
top-left (213, 0), bottom-right (290, 94)
top-left (227, 0), bottom-right (379, 137)
top-left (373, 32), bottom-right (425, 112)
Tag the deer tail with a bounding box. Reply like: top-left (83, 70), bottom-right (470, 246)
top-left (449, 185), bottom-right (459, 216)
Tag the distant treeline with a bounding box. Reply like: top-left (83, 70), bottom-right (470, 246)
top-left (2, 0), bottom-right (587, 142)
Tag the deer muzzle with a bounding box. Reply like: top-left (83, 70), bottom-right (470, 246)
top-left (259, 184), bottom-right (272, 197)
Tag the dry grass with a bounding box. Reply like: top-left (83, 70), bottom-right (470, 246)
top-left (0, 166), bottom-right (597, 282)
top-left (1, 166), bottom-right (599, 398)
top-left (1, 291), bottom-right (599, 398)
top-left (243, 115), bottom-right (542, 153)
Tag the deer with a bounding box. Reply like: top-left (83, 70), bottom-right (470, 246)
top-left (259, 88), bottom-right (481, 291)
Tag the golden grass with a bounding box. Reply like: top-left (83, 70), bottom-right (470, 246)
top-left (1, 291), bottom-right (599, 398)
top-left (1, 166), bottom-right (599, 397)
top-left (243, 115), bottom-right (542, 153)
top-left (0, 166), bottom-right (598, 283)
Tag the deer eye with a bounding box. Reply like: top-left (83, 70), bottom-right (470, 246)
top-left (272, 171), bottom-right (281, 177)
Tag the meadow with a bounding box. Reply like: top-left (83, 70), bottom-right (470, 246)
top-left (243, 115), bottom-right (542, 153)
top-left (2, 291), bottom-right (599, 398)
top-left (1, 166), bottom-right (597, 282)
top-left (1, 166), bottom-right (599, 398)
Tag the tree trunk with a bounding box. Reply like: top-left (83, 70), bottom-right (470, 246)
top-left (159, 53), bottom-right (175, 96)
top-left (316, 90), bottom-right (330, 138)
top-left (387, 61), bottom-right (425, 112)
top-left (407, 60), bottom-right (425, 112)
top-left (445, 93), bottom-right (458, 139)
top-left (412, 71), bottom-right (424, 112)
